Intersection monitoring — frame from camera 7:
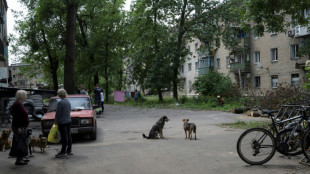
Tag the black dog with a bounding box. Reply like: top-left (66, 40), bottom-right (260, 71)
top-left (25, 129), bottom-right (33, 157)
top-left (143, 116), bottom-right (169, 139)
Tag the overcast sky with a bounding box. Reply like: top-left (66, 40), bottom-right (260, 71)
top-left (6, 0), bottom-right (132, 64)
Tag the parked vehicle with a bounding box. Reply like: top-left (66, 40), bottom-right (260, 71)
top-left (41, 95), bottom-right (97, 140)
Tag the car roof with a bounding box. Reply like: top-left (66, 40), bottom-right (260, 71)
top-left (51, 94), bottom-right (90, 99)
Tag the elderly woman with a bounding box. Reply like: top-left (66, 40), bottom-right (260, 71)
top-left (9, 90), bottom-right (29, 165)
top-left (55, 89), bottom-right (73, 158)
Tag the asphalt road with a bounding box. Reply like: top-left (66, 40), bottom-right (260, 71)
top-left (0, 104), bottom-right (309, 174)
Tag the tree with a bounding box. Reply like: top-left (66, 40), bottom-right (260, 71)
top-left (128, 0), bottom-right (173, 102)
top-left (192, 71), bottom-right (237, 97)
top-left (13, 0), bottom-right (67, 91)
top-left (245, 0), bottom-right (310, 34)
top-left (164, 0), bottom-right (221, 101)
top-left (64, 0), bottom-right (78, 94)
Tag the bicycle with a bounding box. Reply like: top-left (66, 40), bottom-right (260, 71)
top-left (0, 111), bottom-right (12, 128)
top-left (236, 105), bottom-right (310, 165)
top-left (301, 124), bottom-right (310, 163)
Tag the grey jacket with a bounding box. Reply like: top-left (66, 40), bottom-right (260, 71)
top-left (55, 98), bottom-right (71, 124)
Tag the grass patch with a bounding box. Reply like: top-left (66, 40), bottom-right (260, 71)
top-left (220, 120), bottom-right (271, 129)
top-left (110, 95), bottom-right (243, 111)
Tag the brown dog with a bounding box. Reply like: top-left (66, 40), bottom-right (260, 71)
top-left (183, 119), bottom-right (197, 140)
top-left (0, 129), bottom-right (12, 151)
top-left (31, 136), bottom-right (47, 152)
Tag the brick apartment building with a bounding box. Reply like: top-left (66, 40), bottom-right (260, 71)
top-left (180, 13), bottom-right (310, 96)
top-left (0, 0), bottom-right (9, 87)
top-left (9, 63), bottom-right (44, 89)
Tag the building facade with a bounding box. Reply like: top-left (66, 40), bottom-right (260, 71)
top-left (0, 0), bottom-right (8, 87)
top-left (180, 16), bottom-right (309, 96)
top-left (9, 63), bottom-right (44, 89)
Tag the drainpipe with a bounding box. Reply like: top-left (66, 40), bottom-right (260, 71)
top-left (238, 69), bottom-right (242, 89)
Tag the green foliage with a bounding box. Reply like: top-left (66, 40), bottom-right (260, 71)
top-left (220, 120), bottom-right (270, 129)
top-left (115, 95), bottom-right (243, 112)
top-left (244, 82), bottom-right (310, 110)
top-left (192, 71), bottom-right (240, 98)
top-left (244, 0), bottom-right (310, 35)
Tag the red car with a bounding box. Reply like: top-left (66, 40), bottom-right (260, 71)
top-left (41, 94), bottom-right (97, 140)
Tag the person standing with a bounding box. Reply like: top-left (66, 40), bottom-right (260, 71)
top-left (79, 85), bottom-right (86, 94)
top-left (94, 83), bottom-right (101, 107)
top-left (100, 89), bottom-right (104, 113)
top-left (134, 90), bottom-right (139, 103)
top-left (55, 89), bottom-right (73, 158)
top-left (9, 90), bottom-right (29, 165)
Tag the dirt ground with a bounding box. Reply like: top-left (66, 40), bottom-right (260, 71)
top-left (0, 104), bottom-right (309, 174)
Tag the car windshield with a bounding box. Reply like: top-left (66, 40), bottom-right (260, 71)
top-left (47, 97), bottom-right (91, 112)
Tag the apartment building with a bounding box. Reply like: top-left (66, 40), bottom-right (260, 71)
top-left (9, 63), bottom-right (44, 89)
top-left (180, 15), bottom-right (309, 96)
top-left (0, 0), bottom-right (9, 87)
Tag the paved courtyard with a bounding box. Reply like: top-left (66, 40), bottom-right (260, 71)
top-left (0, 104), bottom-right (309, 174)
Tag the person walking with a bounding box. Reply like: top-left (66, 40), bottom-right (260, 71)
top-left (100, 89), bottom-right (104, 113)
top-left (55, 89), bottom-right (73, 158)
top-left (9, 90), bottom-right (29, 165)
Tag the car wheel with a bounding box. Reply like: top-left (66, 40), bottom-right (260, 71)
top-left (90, 123), bottom-right (97, 140)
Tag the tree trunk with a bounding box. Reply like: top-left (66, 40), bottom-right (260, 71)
top-left (77, 15), bottom-right (98, 86)
top-left (64, 0), bottom-right (77, 94)
top-left (152, 0), bottom-right (163, 102)
top-left (172, 0), bottom-right (187, 101)
top-left (94, 73), bottom-right (99, 86)
top-left (118, 69), bottom-right (123, 90)
top-left (104, 43), bottom-right (109, 103)
top-left (41, 29), bottom-right (59, 92)
top-left (157, 86), bottom-right (163, 102)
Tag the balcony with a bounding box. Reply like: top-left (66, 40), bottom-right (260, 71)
top-left (231, 37), bottom-right (250, 52)
top-left (198, 66), bottom-right (213, 75)
top-left (197, 49), bottom-right (211, 57)
top-left (198, 56), bottom-right (214, 75)
top-left (230, 61), bottom-right (250, 73)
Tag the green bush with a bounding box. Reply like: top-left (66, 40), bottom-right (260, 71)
top-left (192, 71), bottom-right (240, 98)
top-left (179, 95), bottom-right (188, 104)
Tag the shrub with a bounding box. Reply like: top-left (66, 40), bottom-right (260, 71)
top-left (192, 71), bottom-right (240, 98)
top-left (243, 82), bottom-right (310, 110)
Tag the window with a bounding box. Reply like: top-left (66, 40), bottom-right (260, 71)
top-left (271, 75), bottom-right (278, 88)
top-left (235, 55), bottom-right (241, 63)
top-left (226, 57), bottom-right (231, 67)
top-left (254, 51), bottom-right (260, 64)
top-left (188, 81), bottom-right (192, 90)
top-left (269, 31), bottom-right (277, 35)
top-left (195, 62), bottom-right (199, 71)
top-left (290, 44), bottom-right (299, 59)
top-left (216, 58), bottom-right (220, 69)
top-left (253, 30), bottom-right (260, 39)
top-left (188, 63), bottom-right (192, 72)
top-left (181, 65), bottom-right (184, 73)
top-left (291, 74), bottom-right (300, 86)
top-left (195, 43), bottom-right (198, 52)
top-left (271, 48), bottom-right (278, 61)
top-left (254, 76), bottom-right (260, 88)
top-left (13, 75), bottom-right (16, 79)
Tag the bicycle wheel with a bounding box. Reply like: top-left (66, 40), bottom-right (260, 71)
top-left (277, 128), bottom-right (303, 156)
top-left (302, 128), bottom-right (310, 159)
top-left (237, 127), bottom-right (276, 165)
